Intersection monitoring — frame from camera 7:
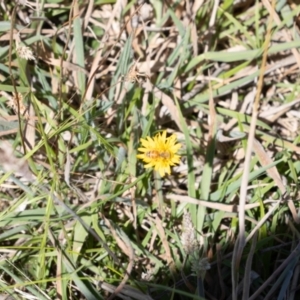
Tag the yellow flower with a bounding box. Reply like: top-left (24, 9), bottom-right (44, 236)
top-left (137, 131), bottom-right (181, 177)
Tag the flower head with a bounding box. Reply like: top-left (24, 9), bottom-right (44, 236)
top-left (7, 93), bottom-right (28, 116)
top-left (181, 211), bottom-right (198, 255)
top-left (137, 130), bottom-right (181, 177)
top-left (16, 46), bottom-right (36, 61)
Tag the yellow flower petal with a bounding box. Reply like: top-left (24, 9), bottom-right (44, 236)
top-left (137, 130), bottom-right (181, 177)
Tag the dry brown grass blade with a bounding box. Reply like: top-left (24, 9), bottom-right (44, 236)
top-left (149, 214), bottom-right (175, 273)
top-left (259, 98), bottom-right (300, 122)
top-left (126, 6), bottom-right (146, 58)
top-left (99, 282), bottom-right (154, 300)
top-left (143, 81), bottom-right (183, 131)
top-left (72, 1), bottom-right (82, 92)
top-left (166, 194), bottom-right (278, 212)
top-left (245, 200), bottom-right (282, 244)
top-left (234, 2), bottom-right (275, 295)
top-left (40, 56), bottom-right (89, 74)
top-left (83, 0), bottom-right (94, 29)
top-left (204, 0), bottom-right (219, 54)
top-left (185, 0), bottom-right (198, 56)
top-left (212, 55), bottom-right (298, 100)
top-left (242, 124), bottom-right (300, 154)
top-left (101, 215), bottom-right (135, 300)
top-left (253, 139), bottom-right (299, 223)
top-left (85, 0), bottom-right (125, 100)
top-left (252, 139), bottom-right (285, 190)
top-left (262, 0), bottom-right (300, 69)
top-left (24, 103), bottom-right (35, 151)
top-left (0, 93), bottom-right (37, 149)
top-left (102, 215), bottom-right (132, 258)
